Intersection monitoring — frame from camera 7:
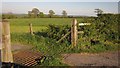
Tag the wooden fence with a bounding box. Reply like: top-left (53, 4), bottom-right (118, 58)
top-left (71, 19), bottom-right (91, 47)
top-left (0, 22), bottom-right (34, 63)
top-left (0, 19), bottom-right (90, 63)
top-left (56, 19), bottom-right (91, 47)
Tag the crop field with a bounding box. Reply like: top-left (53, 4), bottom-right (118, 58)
top-left (9, 18), bottom-right (84, 33)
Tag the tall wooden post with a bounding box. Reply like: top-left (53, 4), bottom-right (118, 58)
top-left (71, 19), bottom-right (78, 47)
top-left (2, 20), bottom-right (13, 62)
top-left (29, 23), bottom-right (33, 35)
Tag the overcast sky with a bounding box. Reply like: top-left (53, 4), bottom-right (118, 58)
top-left (2, 2), bottom-right (119, 16)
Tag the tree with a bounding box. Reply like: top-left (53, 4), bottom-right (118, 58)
top-left (28, 11), bottom-right (32, 17)
top-left (31, 8), bottom-right (40, 17)
top-left (49, 10), bottom-right (55, 18)
top-left (2, 12), bottom-right (16, 19)
top-left (62, 10), bottom-right (67, 18)
top-left (39, 12), bottom-right (44, 18)
top-left (94, 9), bottom-right (103, 16)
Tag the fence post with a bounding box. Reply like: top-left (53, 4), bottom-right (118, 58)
top-left (29, 23), bottom-right (33, 35)
top-left (2, 20), bottom-right (13, 62)
top-left (71, 19), bottom-right (78, 47)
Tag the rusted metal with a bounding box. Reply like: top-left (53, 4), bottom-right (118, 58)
top-left (13, 50), bottom-right (44, 66)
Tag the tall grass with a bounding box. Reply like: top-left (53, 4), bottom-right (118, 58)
top-left (11, 33), bottom-right (70, 66)
top-left (11, 32), bottom-right (119, 66)
top-left (10, 17), bottom-right (119, 66)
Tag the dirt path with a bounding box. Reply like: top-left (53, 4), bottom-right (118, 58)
top-left (11, 44), bottom-right (33, 52)
top-left (62, 51), bottom-right (119, 66)
top-left (11, 44), bottom-right (119, 66)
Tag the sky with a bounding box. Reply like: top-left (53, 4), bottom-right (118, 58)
top-left (2, 0), bottom-right (120, 2)
top-left (1, 2), bottom-right (119, 16)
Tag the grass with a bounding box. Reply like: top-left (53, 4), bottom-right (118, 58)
top-left (9, 18), bottom-right (84, 66)
top-left (10, 18), bottom-right (119, 66)
top-left (9, 18), bottom-right (84, 26)
top-left (11, 33), bottom-right (70, 66)
top-left (9, 18), bottom-right (84, 33)
top-left (11, 33), bottom-right (119, 66)
top-left (10, 26), bottom-right (47, 33)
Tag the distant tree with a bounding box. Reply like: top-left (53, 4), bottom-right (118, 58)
top-left (62, 10), bottom-right (67, 18)
top-left (49, 10), bottom-right (55, 18)
top-left (31, 8), bottom-right (40, 17)
top-left (28, 11), bottom-right (32, 17)
top-left (94, 9), bottom-right (103, 16)
top-left (39, 12), bottom-right (44, 18)
top-left (2, 12), bottom-right (16, 19)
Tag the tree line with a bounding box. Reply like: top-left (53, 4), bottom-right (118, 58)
top-left (1, 8), bottom-right (116, 19)
top-left (28, 8), bottom-right (67, 18)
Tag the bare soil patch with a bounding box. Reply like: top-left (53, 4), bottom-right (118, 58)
top-left (62, 51), bottom-right (119, 66)
top-left (11, 44), bottom-right (33, 52)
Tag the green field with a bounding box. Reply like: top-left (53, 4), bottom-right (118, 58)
top-left (9, 16), bottom-right (119, 66)
top-left (10, 26), bottom-right (47, 33)
top-left (9, 18), bottom-right (85, 66)
top-left (9, 18), bottom-right (84, 33)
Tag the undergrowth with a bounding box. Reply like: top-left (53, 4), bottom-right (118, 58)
top-left (11, 32), bottom-right (119, 66)
top-left (11, 14), bottom-right (120, 66)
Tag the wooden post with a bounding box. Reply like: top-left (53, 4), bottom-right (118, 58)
top-left (79, 23), bottom-right (91, 26)
top-left (2, 20), bottom-right (13, 62)
top-left (71, 19), bottom-right (78, 47)
top-left (56, 31), bottom-right (71, 43)
top-left (29, 23), bottom-right (33, 35)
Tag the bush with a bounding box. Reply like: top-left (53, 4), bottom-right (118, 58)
top-left (11, 14), bottom-right (120, 66)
